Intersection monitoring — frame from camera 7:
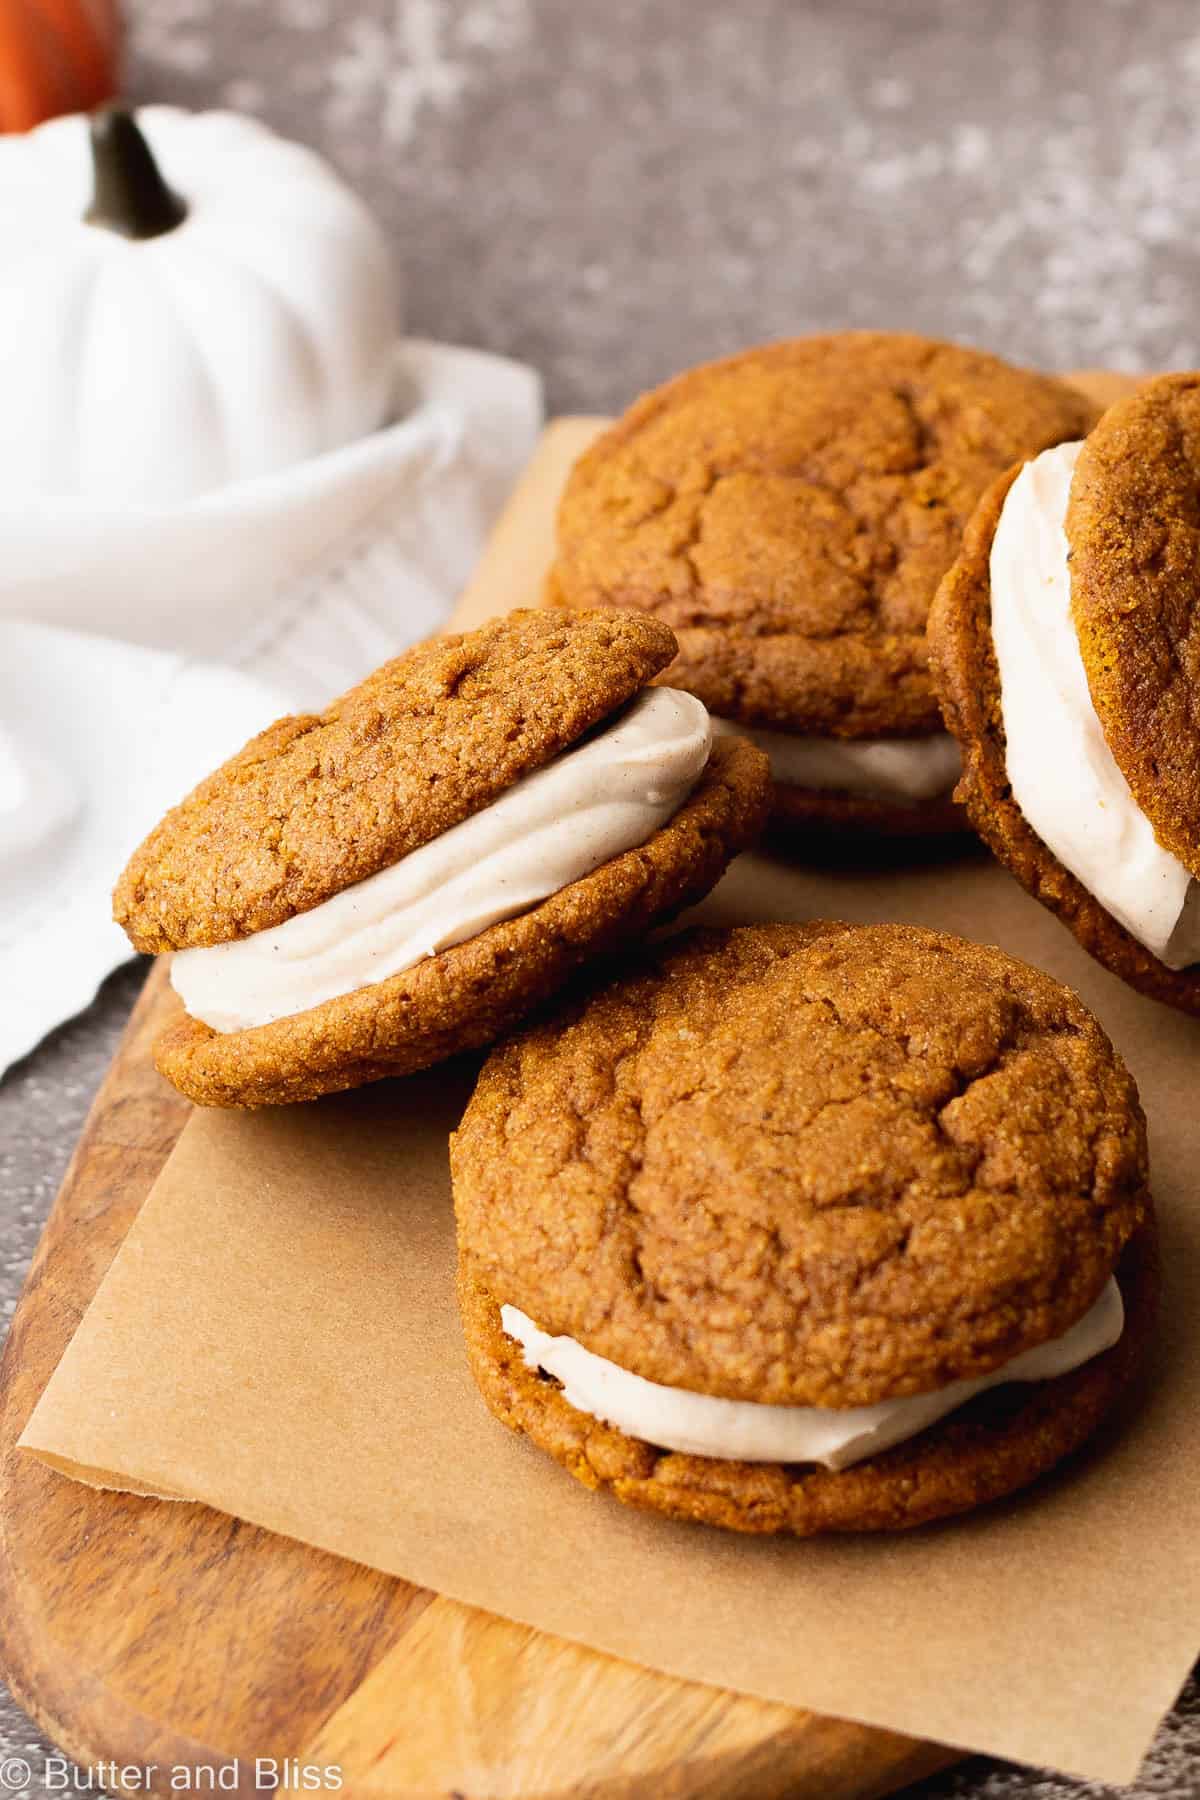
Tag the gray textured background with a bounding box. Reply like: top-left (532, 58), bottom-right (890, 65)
top-left (3, 0), bottom-right (1200, 1794)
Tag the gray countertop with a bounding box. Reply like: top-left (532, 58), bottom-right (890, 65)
top-left (3, 2), bottom-right (1199, 1794)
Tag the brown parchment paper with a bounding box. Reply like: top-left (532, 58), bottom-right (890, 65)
top-left (22, 414), bottom-right (1200, 1787)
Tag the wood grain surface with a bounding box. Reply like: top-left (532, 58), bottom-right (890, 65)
top-left (0, 372), bottom-right (1137, 1799)
top-left (0, 939), bottom-right (953, 1800)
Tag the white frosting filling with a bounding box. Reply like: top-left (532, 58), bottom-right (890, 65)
top-left (501, 1278), bottom-right (1124, 1471)
top-left (172, 687), bottom-right (712, 1033)
top-left (991, 442), bottom-right (1199, 969)
top-left (713, 719), bottom-right (960, 801)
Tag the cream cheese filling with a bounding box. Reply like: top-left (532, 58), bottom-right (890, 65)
top-left (713, 719), bottom-right (961, 802)
top-left (991, 442), bottom-right (1199, 969)
top-left (501, 1278), bottom-right (1124, 1471)
top-left (172, 687), bottom-right (712, 1033)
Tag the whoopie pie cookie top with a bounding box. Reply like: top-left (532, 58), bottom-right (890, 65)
top-left (546, 333), bottom-right (1095, 737)
top-left (1067, 373), bottom-right (1200, 880)
top-left (452, 921), bottom-right (1149, 1410)
top-left (115, 608), bottom-right (678, 954)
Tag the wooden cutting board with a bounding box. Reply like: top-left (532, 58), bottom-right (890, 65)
top-left (0, 371), bottom-right (1137, 1800)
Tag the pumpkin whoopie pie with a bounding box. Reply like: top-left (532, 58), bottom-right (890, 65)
top-left (453, 922), bottom-right (1155, 1535)
top-left (930, 373), bottom-right (1200, 1013)
top-left (546, 332), bottom-right (1096, 836)
top-left (114, 609), bottom-right (770, 1107)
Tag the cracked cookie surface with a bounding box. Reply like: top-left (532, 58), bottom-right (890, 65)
top-left (547, 334), bottom-right (1094, 736)
top-left (115, 607), bottom-right (678, 953)
top-left (1067, 373), bottom-right (1200, 880)
top-left (451, 922), bottom-right (1150, 1409)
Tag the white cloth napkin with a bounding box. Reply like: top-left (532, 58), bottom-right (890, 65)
top-left (0, 339), bottom-right (542, 1077)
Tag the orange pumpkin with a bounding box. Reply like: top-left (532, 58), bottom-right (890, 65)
top-left (0, 0), bottom-right (120, 133)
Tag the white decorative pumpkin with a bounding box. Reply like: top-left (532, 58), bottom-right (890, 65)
top-left (0, 106), bottom-right (402, 504)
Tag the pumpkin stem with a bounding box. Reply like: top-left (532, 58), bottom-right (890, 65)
top-left (85, 108), bottom-right (187, 241)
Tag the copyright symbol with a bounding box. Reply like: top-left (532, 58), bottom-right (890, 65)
top-left (0, 1759), bottom-right (31, 1791)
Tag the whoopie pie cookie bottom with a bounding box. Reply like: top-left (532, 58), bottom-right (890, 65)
top-left (155, 733), bottom-right (770, 1108)
top-left (769, 781), bottom-right (964, 840)
top-left (458, 1227), bottom-right (1155, 1536)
